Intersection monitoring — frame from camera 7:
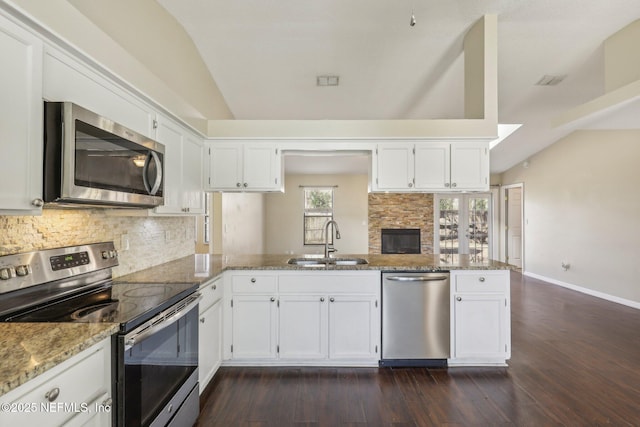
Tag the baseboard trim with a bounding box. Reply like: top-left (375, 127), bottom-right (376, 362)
top-left (523, 271), bottom-right (640, 310)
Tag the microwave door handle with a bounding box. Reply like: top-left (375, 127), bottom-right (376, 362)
top-left (142, 152), bottom-right (163, 195)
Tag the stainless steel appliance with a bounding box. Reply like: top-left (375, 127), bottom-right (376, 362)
top-left (380, 271), bottom-right (450, 367)
top-left (43, 102), bottom-right (165, 208)
top-left (0, 242), bottom-right (200, 427)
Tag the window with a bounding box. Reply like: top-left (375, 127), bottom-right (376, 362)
top-left (303, 187), bottom-right (334, 245)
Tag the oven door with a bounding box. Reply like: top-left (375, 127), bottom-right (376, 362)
top-left (116, 293), bottom-right (200, 427)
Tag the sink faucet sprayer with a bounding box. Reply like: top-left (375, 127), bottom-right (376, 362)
top-left (324, 220), bottom-right (341, 258)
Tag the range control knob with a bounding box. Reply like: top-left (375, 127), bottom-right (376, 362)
top-left (15, 265), bottom-right (29, 277)
top-left (0, 268), bottom-right (11, 280)
top-left (101, 251), bottom-right (109, 260)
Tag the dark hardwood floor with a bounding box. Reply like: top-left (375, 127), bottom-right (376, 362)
top-left (196, 271), bottom-right (640, 426)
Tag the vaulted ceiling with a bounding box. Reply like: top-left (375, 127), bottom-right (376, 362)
top-left (157, 1), bottom-right (640, 172)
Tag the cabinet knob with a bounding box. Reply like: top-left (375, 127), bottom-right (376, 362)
top-left (479, 277), bottom-right (486, 282)
top-left (250, 278), bottom-right (256, 283)
top-left (320, 297), bottom-right (325, 302)
top-left (329, 297), bottom-right (335, 302)
top-left (236, 182), bottom-right (242, 187)
top-left (452, 183), bottom-right (457, 188)
top-left (45, 387), bottom-right (60, 402)
top-left (243, 182), bottom-right (248, 188)
top-left (31, 198), bottom-right (44, 207)
top-left (212, 284), bottom-right (217, 290)
top-left (408, 182), bottom-right (413, 188)
top-left (270, 297), bottom-right (276, 302)
top-left (456, 296), bottom-right (462, 302)
top-left (200, 317), bottom-right (205, 323)
top-left (102, 397), bottom-right (112, 407)
top-left (445, 183), bottom-right (450, 188)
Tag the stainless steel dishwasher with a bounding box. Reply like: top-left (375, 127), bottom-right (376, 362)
top-left (380, 271), bottom-right (450, 367)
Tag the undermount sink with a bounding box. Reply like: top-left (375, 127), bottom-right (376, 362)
top-left (287, 257), bottom-right (368, 266)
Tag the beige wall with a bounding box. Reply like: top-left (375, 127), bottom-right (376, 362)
top-left (501, 129), bottom-right (640, 303)
top-left (265, 175), bottom-right (369, 255)
top-left (0, 210), bottom-right (195, 277)
top-left (221, 193), bottom-right (265, 255)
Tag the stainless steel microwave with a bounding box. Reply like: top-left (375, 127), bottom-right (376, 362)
top-left (43, 102), bottom-right (164, 208)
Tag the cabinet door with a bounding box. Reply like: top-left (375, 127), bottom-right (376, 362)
top-left (207, 143), bottom-right (243, 190)
top-left (450, 142), bottom-right (489, 191)
top-left (279, 295), bottom-right (327, 359)
top-left (182, 133), bottom-right (205, 214)
top-left (154, 116), bottom-right (184, 214)
top-left (328, 295), bottom-right (379, 360)
top-left (243, 144), bottom-right (281, 190)
top-left (199, 299), bottom-right (222, 394)
top-left (231, 295), bottom-right (278, 359)
top-left (0, 16), bottom-right (43, 213)
top-left (453, 293), bottom-right (507, 360)
top-left (414, 142), bottom-right (451, 190)
top-left (374, 144), bottom-right (414, 190)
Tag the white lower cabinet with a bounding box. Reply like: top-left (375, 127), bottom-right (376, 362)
top-left (198, 277), bottom-right (224, 394)
top-left (0, 338), bottom-right (112, 427)
top-left (224, 271), bottom-right (380, 366)
top-left (449, 270), bottom-right (511, 366)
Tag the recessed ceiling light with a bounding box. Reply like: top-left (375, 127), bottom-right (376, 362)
top-left (317, 75), bottom-right (339, 87)
top-left (535, 74), bottom-right (567, 86)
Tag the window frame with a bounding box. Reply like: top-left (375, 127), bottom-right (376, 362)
top-left (303, 187), bottom-right (335, 246)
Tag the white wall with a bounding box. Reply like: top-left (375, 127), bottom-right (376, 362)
top-left (221, 193), bottom-right (265, 255)
top-left (265, 174), bottom-right (369, 255)
top-left (501, 129), bottom-right (640, 304)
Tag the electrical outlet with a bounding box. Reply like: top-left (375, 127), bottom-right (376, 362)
top-left (121, 234), bottom-right (130, 251)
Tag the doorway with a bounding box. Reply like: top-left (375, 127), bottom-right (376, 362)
top-left (434, 193), bottom-right (492, 263)
top-left (500, 184), bottom-right (524, 269)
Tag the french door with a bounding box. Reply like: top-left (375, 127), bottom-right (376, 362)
top-left (435, 193), bottom-right (491, 263)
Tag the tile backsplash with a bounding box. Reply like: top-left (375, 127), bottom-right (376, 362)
top-left (0, 209), bottom-right (196, 277)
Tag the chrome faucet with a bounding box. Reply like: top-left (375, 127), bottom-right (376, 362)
top-left (324, 220), bottom-right (341, 258)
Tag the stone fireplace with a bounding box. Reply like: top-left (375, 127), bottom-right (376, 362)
top-left (368, 193), bottom-right (434, 254)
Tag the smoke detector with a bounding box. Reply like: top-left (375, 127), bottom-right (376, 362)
top-left (535, 74), bottom-right (567, 86)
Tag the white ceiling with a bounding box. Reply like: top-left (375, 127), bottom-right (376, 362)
top-left (158, 0), bottom-right (640, 173)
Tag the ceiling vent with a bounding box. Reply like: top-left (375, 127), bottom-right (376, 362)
top-left (535, 74), bottom-right (567, 86)
top-left (317, 75), bottom-right (339, 87)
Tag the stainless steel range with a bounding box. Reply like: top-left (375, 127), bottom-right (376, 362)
top-left (0, 242), bottom-right (200, 427)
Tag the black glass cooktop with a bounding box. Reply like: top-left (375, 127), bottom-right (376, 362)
top-left (3, 281), bottom-right (198, 333)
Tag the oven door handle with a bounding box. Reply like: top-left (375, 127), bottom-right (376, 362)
top-left (124, 293), bottom-right (201, 351)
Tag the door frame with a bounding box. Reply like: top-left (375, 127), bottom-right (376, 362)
top-left (499, 183), bottom-right (524, 270)
top-left (433, 193), bottom-right (493, 260)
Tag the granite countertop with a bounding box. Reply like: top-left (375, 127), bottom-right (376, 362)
top-left (114, 253), bottom-right (513, 285)
top-left (0, 323), bottom-right (118, 396)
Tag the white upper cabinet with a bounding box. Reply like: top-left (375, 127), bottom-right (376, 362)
top-left (0, 14), bottom-right (44, 214)
top-left (205, 141), bottom-right (283, 192)
top-left (153, 114), bottom-right (204, 215)
top-left (372, 141), bottom-right (489, 192)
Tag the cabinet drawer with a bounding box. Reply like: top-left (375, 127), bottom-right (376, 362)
top-left (232, 274), bottom-right (277, 293)
top-left (200, 277), bottom-right (223, 311)
top-left (455, 273), bottom-right (506, 293)
top-left (0, 340), bottom-right (109, 426)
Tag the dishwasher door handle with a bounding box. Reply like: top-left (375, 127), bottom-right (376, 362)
top-left (385, 276), bottom-right (448, 282)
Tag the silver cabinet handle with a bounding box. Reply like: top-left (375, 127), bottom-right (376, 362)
top-left (270, 297), bottom-right (276, 302)
top-left (479, 277), bottom-right (486, 282)
top-left (251, 278), bottom-right (256, 283)
top-left (31, 198), bottom-right (44, 207)
top-left (329, 297), bottom-right (335, 302)
top-left (386, 276), bottom-right (448, 282)
top-left (320, 297), bottom-right (325, 302)
top-left (456, 296), bottom-right (462, 302)
top-left (45, 387), bottom-right (60, 402)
